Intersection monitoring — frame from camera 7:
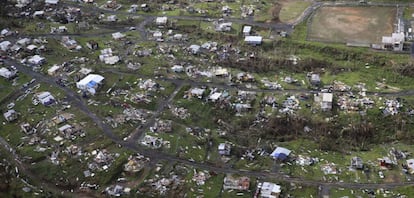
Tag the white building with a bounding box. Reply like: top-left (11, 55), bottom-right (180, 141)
top-left (242, 26), bottom-right (252, 36)
top-left (99, 48), bottom-right (120, 65)
top-left (218, 143), bottom-right (231, 155)
top-left (3, 109), bottom-right (18, 122)
top-left (26, 44), bottom-right (37, 51)
top-left (155, 17), bottom-right (168, 26)
top-left (27, 55), bottom-right (45, 65)
top-left (0, 41), bottom-right (12, 51)
top-left (76, 74), bottom-right (104, 95)
top-left (188, 44), bottom-right (201, 55)
top-left (216, 22), bottom-right (232, 32)
top-left (0, 67), bottom-right (17, 79)
top-left (17, 38), bottom-right (31, 46)
top-left (112, 32), bottom-right (125, 40)
top-left (153, 31), bottom-right (163, 39)
top-left (270, 147), bottom-right (291, 161)
top-left (189, 88), bottom-right (205, 99)
top-left (259, 182), bottom-right (281, 198)
top-left (103, 56), bottom-right (120, 65)
top-left (407, 159), bottom-right (414, 174)
top-left (244, 36), bottom-right (262, 45)
top-left (171, 65), bottom-right (184, 73)
top-left (47, 65), bottom-right (61, 76)
top-left (33, 11), bottom-right (45, 17)
top-left (16, 0), bottom-right (32, 8)
top-left (209, 92), bottom-right (222, 102)
top-left (382, 32), bottom-right (405, 51)
top-left (321, 92), bottom-right (333, 111)
top-left (35, 91), bottom-right (56, 106)
top-left (45, 0), bottom-right (59, 5)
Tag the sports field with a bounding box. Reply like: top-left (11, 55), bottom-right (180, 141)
top-left (308, 6), bottom-right (396, 44)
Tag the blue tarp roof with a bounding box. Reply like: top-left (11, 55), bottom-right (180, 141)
top-left (272, 153), bottom-right (288, 161)
top-left (87, 81), bottom-right (97, 88)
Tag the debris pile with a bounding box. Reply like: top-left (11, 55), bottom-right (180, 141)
top-left (124, 153), bottom-right (149, 173)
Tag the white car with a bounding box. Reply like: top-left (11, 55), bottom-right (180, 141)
top-left (379, 171), bottom-right (384, 179)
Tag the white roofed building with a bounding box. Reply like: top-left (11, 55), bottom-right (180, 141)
top-left (244, 36), bottom-right (262, 45)
top-left (218, 143), bottom-right (231, 155)
top-left (35, 91), bottom-right (56, 106)
top-left (0, 41), bottom-right (12, 51)
top-left (3, 109), bottom-right (18, 122)
top-left (47, 65), bottom-right (61, 76)
top-left (321, 93), bottom-right (333, 111)
top-left (112, 32), bottom-right (125, 40)
top-left (0, 67), bottom-right (17, 79)
top-left (407, 159), bottom-right (414, 174)
top-left (27, 55), bottom-right (45, 66)
top-left (45, 0), bottom-right (59, 5)
top-left (270, 147), bottom-right (291, 161)
top-left (242, 26), bottom-right (252, 36)
top-left (382, 32), bottom-right (405, 51)
top-left (155, 16), bottom-right (168, 26)
top-left (76, 74), bottom-right (104, 95)
top-left (259, 182), bottom-right (281, 198)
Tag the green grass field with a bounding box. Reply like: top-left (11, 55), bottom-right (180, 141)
top-left (279, 0), bottom-right (312, 23)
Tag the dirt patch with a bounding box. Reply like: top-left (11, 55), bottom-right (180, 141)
top-left (267, 3), bottom-right (282, 23)
top-left (278, 0), bottom-right (313, 23)
top-left (308, 6), bottom-right (396, 44)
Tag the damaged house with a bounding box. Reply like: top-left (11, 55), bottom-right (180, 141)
top-left (223, 174), bottom-right (250, 191)
top-left (3, 109), bottom-right (18, 122)
top-left (0, 67), bottom-right (17, 79)
top-left (34, 91), bottom-right (56, 106)
top-left (76, 74), bottom-right (105, 95)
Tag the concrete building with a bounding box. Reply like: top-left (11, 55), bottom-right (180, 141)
top-left (155, 16), bottom-right (168, 26)
top-left (259, 182), bottom-right (281, 198)
top-left (35, 91), bottom-right (56, 106)
top-left (27, 55), bottom-right (45, 66)
top-left (218, 143), bottom-right (231, 155)
top-left (3, 109), bottom-right (18, 122)
top-left (244, 36), bottom-right (262, 45)
top-left (242, 26), bottom-right (252, 36)
top-left (382, 32), bottom-right (405, 51)
top-left (321, 93), bottom-right (333, 111)
top-left (47, 65), bottom-right (61, 76)
top-left (76, 74), bottom-right (104, 95)
top-left (0, 67), bottom-right (17, 79)
top-left (223, 175), bottom-right (250, 191)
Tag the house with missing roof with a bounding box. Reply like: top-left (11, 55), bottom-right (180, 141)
top-left (35, 91), bottom-right (56, 106)
top-left (259, 182), bottom-right (281, 198)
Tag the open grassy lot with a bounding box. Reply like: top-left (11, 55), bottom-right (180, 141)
top-left (279, 0), bottom-right (312, 23)
top-left (308, 6), bottom-right (395, 44)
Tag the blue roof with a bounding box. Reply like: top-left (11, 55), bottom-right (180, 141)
top-left (87, 81), bottom-right (97, 88)
top-left (273, 153), bottom-right (288, 160)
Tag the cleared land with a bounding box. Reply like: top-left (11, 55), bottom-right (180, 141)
top-left (308, 6), bottom-right (396, 44)
top-left (279, 0), bottom-right (312, 23)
